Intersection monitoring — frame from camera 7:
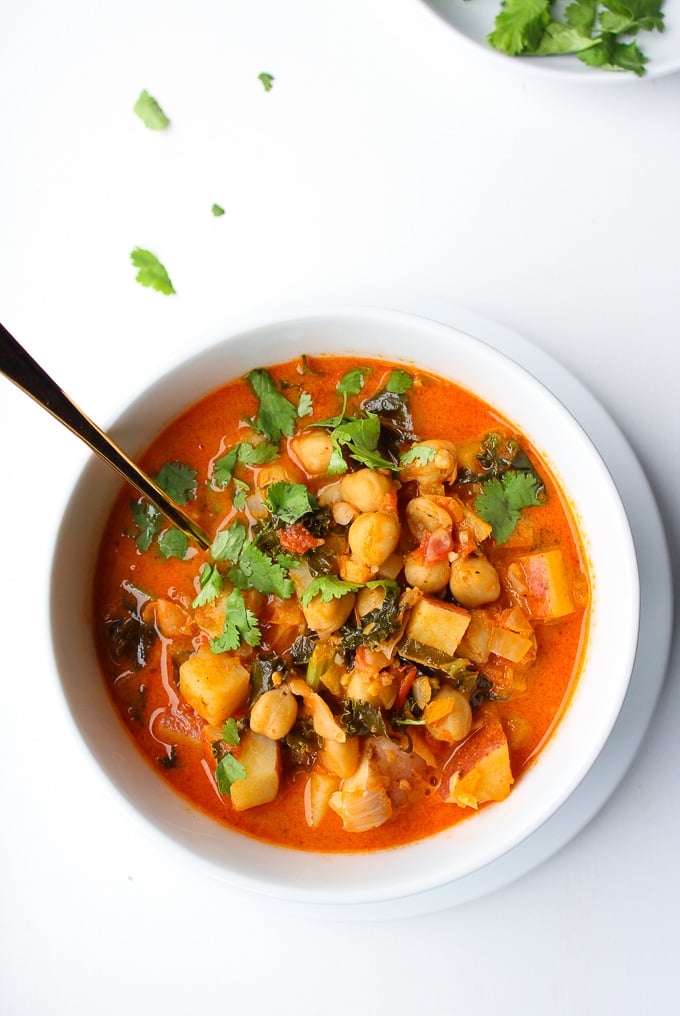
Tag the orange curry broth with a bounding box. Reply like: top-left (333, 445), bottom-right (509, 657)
top-left (93, 355), bottom-right (589, 852)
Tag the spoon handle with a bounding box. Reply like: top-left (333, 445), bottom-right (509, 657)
top-left (0, 321), bottom-right (211, 551)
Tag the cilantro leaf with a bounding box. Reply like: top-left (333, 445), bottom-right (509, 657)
top-left (130, 248), bottom-right (175, 295)
top-left (247, 369), bottom-right (297, 443)
top-left (133, 90), bottom-right (170, 130)
top-left (211, 440), bottom-right (278, 488)
top-left (488, 0), bottom-right (552, 55)
top-left (212, 203), bottom-right (225, 217)
top-left (154, 461), bottom-right (197, 505)
top-left (229, 542), bottom-right (294, 599)
top-left (578, 34), bottom-right (648, 74)
top-left (264, 482), bottom-right (318, 524)
top-left (297, 391), bottom-right (313, 418)
top-left (474, 470), bottom-right (543, 544)
top-left (157, 528), bottom-right (189, 560)
top-left (232, 479), bottom-right (249, 510)
top-left (338, 367), bottom-right (370, 397)
top-left (130, 499), bottom-right (162, 552)
top-left (222, 718), bottom-right (240, 746)
top-left (211, 521), bottom-right (247, 562)
top-left (214, 752), bottom-right (247, 796)
top-left (333, 413), bottom-right (395, 471)
top-left (192, 563), bottom-right (225, 608)
top-left (211, 587), bottom-right (262, 653)
top-left (300, 575), bottom-right (360, 606)
top-left (400, 445), bottom-right (437, 468)
top-left (258, 72), bottom-right (275, 91)
top-left (565, 0), bottom-right (598, 35)
top-left (386, 370), bottom-right (413, 394)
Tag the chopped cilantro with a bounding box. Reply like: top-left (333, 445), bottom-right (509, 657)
top-left (192, 563), bottom-right (225, 608)
top-left (133, 90), bottom-right (170, 130)
top-left (300, 575), bottom-right (360, 606)
top-left (222, 718), bottom-right (240, 747)
top-left (486, 0), bottom-right (663, 75)
top-left (157, 528), bottom-right (189, 560)
top-left (400, 445), bottom-right (437, 468)
top-left (154, 461), bottom-right (198, 505)
top-left (386, 370), bottom-right (413, 394)
top-left (130, 499), bottom-right (162, 552)
top-left (211, 521), bottom-right (247, 563)
top-left (247, 369), bottom-right (298, 443)
top-left (229, 541), bottom-right (294, 599)
top-left (211, 440), bottom-right (278, 488)
top-left (332, 414), bottom-right (395, 472)
top-left (211, 587), bottom-right (262, 653)
top-left (474, 470), bottom-right (543, 544)
top-left (232, 479), bottom-right (249, 510)
top-left (297, 391), bottom-right (313, 417)
top-left (264, 482), bottom-right (318, 524)
top-left (258, 72), bottom-right (275, 91)
top-left (212, 203), bottom-right (225, 217)
top-left (214, 752), bottom-right (247, 796)
top-left (130, 248), bottom-right (175, 294)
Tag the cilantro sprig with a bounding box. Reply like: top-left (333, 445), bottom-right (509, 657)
top-left (211, 587), bottom-right (262, 653)
top-left (129, 459), bottom-right (196, 555)
top-left (474, 470), bottom-right (543, 544)
top-left (264, 482), bottom-right (318, 524)
top-left (130, 248), bottom-right (175, 294)
top-left (211, 440), bottom-right (279, 489)
top-left (486, 0), bottom-right (665, 75)
top-left (212, 721), bottom-right (247, 795)
top-left (247, 369), bottom-right (298, 443)
top-left (133, 90), bottom-right (170, 129)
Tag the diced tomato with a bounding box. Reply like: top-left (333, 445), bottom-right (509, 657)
top-left (394, 665), bottom-right (418, 711)
top-left (277, 523), bottom-right (325, 554)
top-left (421, 527), bottom-right (453, 564)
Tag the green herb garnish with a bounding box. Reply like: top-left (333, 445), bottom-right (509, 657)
top-left (211, 587), bottom-right (262, 653)
top-left (212, 203), bottom-right (225, 217)
top-left (157, 528), bottom-right (189, 560)
top-left (246, 369), bottom-right (298, 443)
top-left (130, 248), bottom-right (175, 294)
top-left (154, 461), bottom-right (197, 505)
top-left (300, 575), bottom-right (360, 606)
top-left (264, 482), bottom-right (318, 524)
top-left (214, 753), bottom-right (247, 796)
top-left (258, 72), bottom-right (275, 91)
top-left (474, 470), bottom-right (543, 544)
top-left (133, 90), bottom-right (170, 129)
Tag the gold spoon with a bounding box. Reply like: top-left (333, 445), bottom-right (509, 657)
top-left (0, 321), bottom-right (211, 551)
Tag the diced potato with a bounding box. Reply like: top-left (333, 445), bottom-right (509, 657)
top-left (404, 597), bottom-right (471, 656)
top-left (230, 731), bottom-right (280, 812)
top-left (440, 715), bottom-right (514, 809)
top-left (179, 644), bottom-right (250, 725)
top-left (304, 771), bottom-right (340, 827)
top-left (507, 549), bottom-right (575, 620)
top-left (457, 609), bottom-right (493, 665)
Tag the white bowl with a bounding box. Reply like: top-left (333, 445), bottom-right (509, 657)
top-left (50, 306), bottom-right (639, 906)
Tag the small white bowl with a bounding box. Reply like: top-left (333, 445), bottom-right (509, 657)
top-left (50, 306), bottom-right (639, 906)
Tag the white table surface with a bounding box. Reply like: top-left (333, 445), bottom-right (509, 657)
top-left (1, 1), bottom-right (679, 1013)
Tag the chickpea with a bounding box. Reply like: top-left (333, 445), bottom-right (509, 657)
top-left (348, 511), bottom-right (401, 569)
top-left (331, 501), bottom-right (358, 526)
top-left (317, 480), bottom-right (343, 505)
top-left (257, 461), bottom-right (303, 491)
top-left (290, 431), bottom-right (334, 475)
top-left (401, 439), bottom-right (458, 486)
top-left (356, 585), bottom-right (386, 618)
top-left (141, 598), bottom-right (190, 638)
top-left (340, 469), bottom-right (395, 513)
top-left (449, 554), bottom-right (501, 608)
top-left (405, 497), bottom-right (453, 541)
top-left (404, 550), bottom-right (450, 594)
top-left (301, 591), bottom-right (356, 638)
top-left (426, 687), bottom-right (472, 744)
top-left (250, 685), bottom-right (298, 740)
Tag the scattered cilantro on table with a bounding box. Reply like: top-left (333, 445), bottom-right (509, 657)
top-left (130, 247), bottom-right (175, 295)
top-left (133, 89), bottom-right (170, 129)
top-left (258, 72), bottom-right (275, 91)
top-left (485, 0), bottom-right (664, 74)
top-left (474, 470), bottom-right (543, 544)
top-left (211, 203), bottom-right (225, 217)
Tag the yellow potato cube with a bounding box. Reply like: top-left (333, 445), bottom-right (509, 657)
top-left (441, 715), bottom-right (514, 809)
top-left (230, 731), bottom-right (280, 812)
top-left (178, 644), bottom-right (250, 725)
top-left (404, 597), bottom-right (471, 656)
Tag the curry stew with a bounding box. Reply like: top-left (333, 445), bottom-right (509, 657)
top-left (94, 356), bottom-right (589, 852)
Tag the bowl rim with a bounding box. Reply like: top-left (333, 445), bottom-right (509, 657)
top-left (49, 304), bottom-right (640, 904)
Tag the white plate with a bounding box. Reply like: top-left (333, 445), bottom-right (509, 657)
top-left (422, 0), bottom-right (680, 81)
top-left (218, 297), bottom-right (673, 919)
